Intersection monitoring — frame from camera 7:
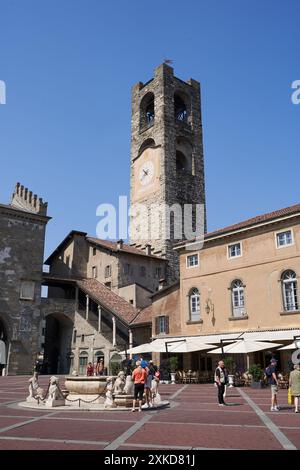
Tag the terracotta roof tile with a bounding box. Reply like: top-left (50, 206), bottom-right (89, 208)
top-left (131, 305), bottom-right (153, 325)
top-left (77, 278), bottom-right (138, 324)
top-left (87, 237), bottom-right (165, 261)
top-left (206, 203), bottom-right (300, 238)
top-left (177, 203), bottom-right (300, 246)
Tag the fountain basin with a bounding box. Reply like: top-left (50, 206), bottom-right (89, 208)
top-left (64, 375), bottom-right (116, 395)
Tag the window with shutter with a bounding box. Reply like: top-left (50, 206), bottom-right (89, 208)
top-left (165, 316), bottom-right (169, 334)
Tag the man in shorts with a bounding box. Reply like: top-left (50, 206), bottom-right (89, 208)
top-left (268, 358), bottom-right (279, 411)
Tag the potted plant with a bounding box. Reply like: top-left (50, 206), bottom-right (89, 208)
top-left (248, 364), bottom-right (264, 389)
top-left (224, 357), bottom-right (236, 387)
top-left (169, 356), bottom-right (179, 384)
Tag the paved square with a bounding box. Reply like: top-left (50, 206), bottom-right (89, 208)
top-left (0, 376), bottom-right (299, 450)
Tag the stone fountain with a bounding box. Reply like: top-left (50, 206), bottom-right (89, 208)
top-left (19, 371), bottom-right (169, 411)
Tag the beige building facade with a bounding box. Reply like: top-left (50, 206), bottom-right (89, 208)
top-left (151, 204), bottom-right (300, 373)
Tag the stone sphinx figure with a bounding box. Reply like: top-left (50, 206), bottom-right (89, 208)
top-left (27, 372), bottom-right (44, 402)
top-left (113, 371), bottom-right (126, 395)
top-left (104, 377), bottom-right (116, 408)
top-left (48, 376), bottom-right (62, 400)
top-left (45, 376), bottom-right (65, 407)
top-left (124, 374), bottom-right (134, 396)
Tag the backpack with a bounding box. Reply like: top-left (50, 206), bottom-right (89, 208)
top-left (265, 366), bottom-right (272, 377)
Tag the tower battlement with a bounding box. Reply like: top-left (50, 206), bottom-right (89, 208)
top-left (11, 182), bottom-right (48, 216)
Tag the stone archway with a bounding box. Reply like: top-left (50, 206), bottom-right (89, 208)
top-left (43, 313), bottom-right (74, 375)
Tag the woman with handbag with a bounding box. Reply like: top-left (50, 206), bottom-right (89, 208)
top-left (289, 364), bottom-right (300, 413)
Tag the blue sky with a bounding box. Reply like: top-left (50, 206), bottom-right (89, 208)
top-left (0, 0), bottom-right (299, 258)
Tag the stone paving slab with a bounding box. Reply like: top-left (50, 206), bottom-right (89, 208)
top-left (124, 422), bottom-right (282, 450)
top-left (150, 409), bottom-right (263, 426)
top-left (1, 417), bottom-right (132, 442)
top-left (0, 437), bottom-right (106, 450)
top-left (0, 377), bottom-right (299, 450)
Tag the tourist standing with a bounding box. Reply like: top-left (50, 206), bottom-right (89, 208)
top-left (145, 360), bottom-right (156, 407)
top-left (96, 358), bottom-right (104, 376)
top-left (266, 358), bottom-right (279, 411)
top-left (86, 362), bottom-right (94, 377)
top-left (214, 360), bottom-right (228, 406)
top-left (289, 364), bottom-right (300, 413)
top-left (132, 360), bottom-right (147, 412)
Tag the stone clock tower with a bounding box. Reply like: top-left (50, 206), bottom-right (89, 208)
top-left (130, 63), bottom-right (206, 281)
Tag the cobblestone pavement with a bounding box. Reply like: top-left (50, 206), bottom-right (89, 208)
top-left (0, 376), bottom-right (299, 450)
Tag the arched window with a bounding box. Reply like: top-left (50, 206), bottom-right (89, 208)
top-left (138, 138), bottom-right (156, 156)
top-left (109, 353), bottom-right (123, 375)
top-left (174, 94), bottom-right (187, 122)
top-left (176, 150), bottom-right (187, 172)
top-left (140, 92), bottom-right (155, 129)
top-left (189, 288), bottom-right (200, 321)
top-left (78, 351), bottom-right (88, 376)
top-left (231, 280), bottom-right (245, 317)
top-left (282, 270), bottom-right (298, 311)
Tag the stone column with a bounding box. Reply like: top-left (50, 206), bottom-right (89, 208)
top-left (129, 329), bottom-right (133, 359)
top-left (86, 295), bottom-right (89, 320)
top-left (112, 316), bottom-right (116, 347)
top-left (98, 305), bottom-right (102, 333)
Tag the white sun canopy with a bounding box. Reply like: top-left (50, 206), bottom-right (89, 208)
top-left (209, 340), bottom-right (282, 355)
top-left (119, 328), bottom-right (300, 356)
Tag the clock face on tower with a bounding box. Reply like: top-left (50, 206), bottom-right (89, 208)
top-left (132, 146), bottom-right (160, 202)
top-left (139, 161), bottom-right (154, 186)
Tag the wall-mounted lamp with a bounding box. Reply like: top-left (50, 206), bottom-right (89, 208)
top-left (205, 298), bottom-right (214, 315)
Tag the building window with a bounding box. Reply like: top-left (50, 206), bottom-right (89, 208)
top-left (73, 330), bottom-right (77, 344)
top-left (124, 263), bottom-right (130, 275)
top-left (231, 280), bottom-right (246, 317)
top-left (155, 315), bottom-right (169, 334)
top-left (140, 92), bottom-right (155, 130)
top-left (66, 255), bottom-right (70, 267)
top-left (186, 254), bottom-right (199, 267)
top-left (93, 247), bottom-right (97, 256)
top-left (282, 270), bottom-right (299, 311)
top-left (155, 266), bottom-right (162, 278)
top-left (174, 94), bottom-right (188, 122)
top-left (105, 265), bottom-right (111, 278)
top-left (189, 288), bottom-right (200, 321)
top-left (228, 242), bottom-right (241, 259)
top-left (20, 281), bottom-right (35, 300)
top-left (79, 352), bottom-right (88, 375)
top-left (92, 266), bottom-right (97, 278)
top-left (105, 282), bottom-right (111, 289)
top-left (81, 334), bottom-right (85, 343)
top-left (276, 230), bottom-right (293, 248)
top-left (42, 327), bottom-right (46, 336)
top-left (129, 299), bottom-right (134, 305)
top-left (140, 266), bottom-right (146, 277)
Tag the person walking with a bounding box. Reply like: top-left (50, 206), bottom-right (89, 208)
top-left (266, 358), bottom-right (279, 411)
top-left (289, 364), bottom-right (300, 413)
top-left (145, 360), bottom-right (156, 407)
top-left (214, 360), bottom-right (228, 406)
top-left (132, 360), bottom-right (147, 412)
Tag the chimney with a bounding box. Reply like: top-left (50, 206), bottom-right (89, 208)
top-left (158, 278), bottom-right (167, 291)
top-left (117, 239), bottom-right (124, 250)
top-left (145, 244), bottom-right (152, 256)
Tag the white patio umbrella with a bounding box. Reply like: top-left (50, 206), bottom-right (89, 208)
top-left (119, 340), bottom-right (167, 355)
top-left (278, 341), bottom-right (300, 350)
top-left (209, 340), bottom-right (282, 355)
top-left (167, 339), bottom-right (216, 353)
top-left (209, 339), bottom-right (282, 370)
